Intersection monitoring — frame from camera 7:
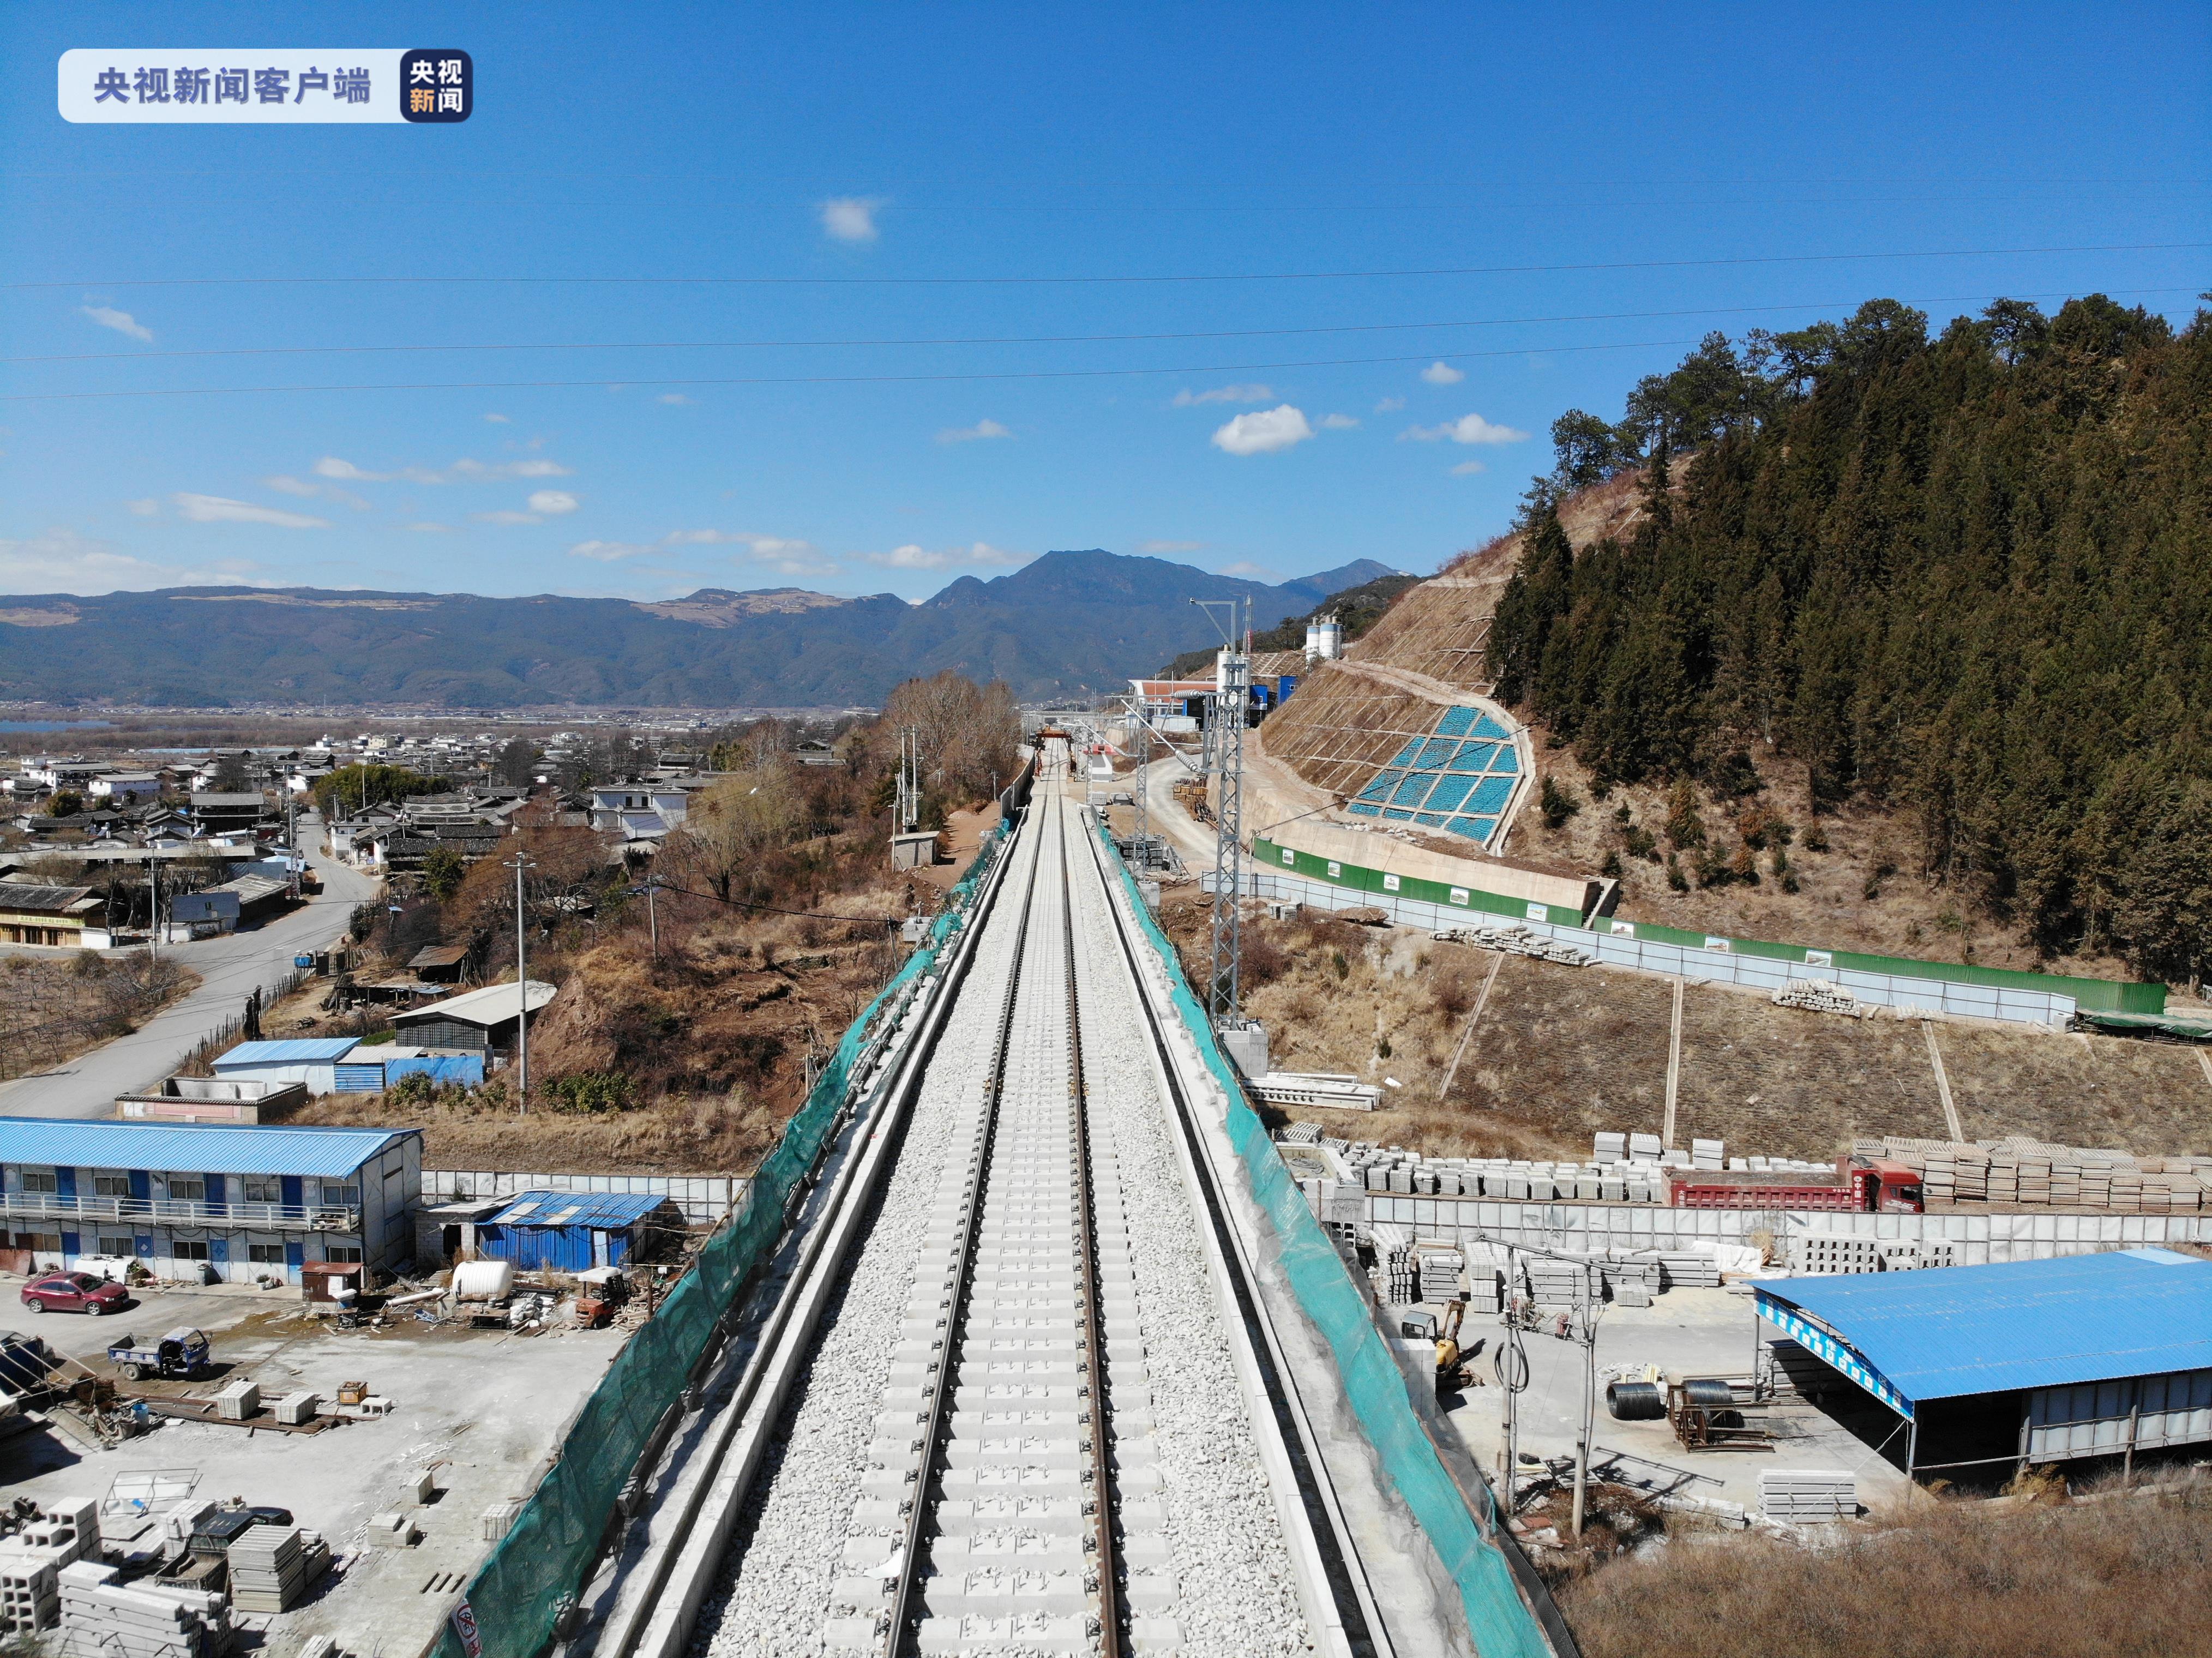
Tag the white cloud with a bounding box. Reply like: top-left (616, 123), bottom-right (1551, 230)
top-left (568, 539), bottom-right (653, 561)
top-left (526, 490), bottom-right (579, 515)
top-left (81, 305), bottom-right (152, 342)
top-left (1450, 459), bottom-right (1487, 476)
top-left (1174, 383), bottom-right (1272, 407)
top-left (657, 393), bottom-right (694, 405)
top-left (1318, 413), bottom-right (1359, 430)
top-left (312, 454), bottom-right (572, 484)
top-left (1401, 413), bottom-right (1531, 446)
top-left (483, 412), bottom-right (510, 423)
top-left (1219, 560), bottom-right (1282, 580)
top-left (820, 196), bottom-right (885, 243)
top-left (173, 493), bottom-right (327, 528)
top-left (473, 509), bottom-right (540, 526)
top-left (1375, 395), bottom-right (1406, 413)
top-left (1211, 405), bottom-right (1315, 456)
top-left (863, 541), bottom-right (1029, 571)
top-left (403, 521), bottom-right (455, 533)
top-left (265, 476), bottom-right (321, 497)
top-left (125, 498), bottom-right (159, 516)
top-left (1420, 361), bottom-right (1465, 385)
top-left (1137, 539), bottom-right (1206, 554)
top-left (0, 527), bottom-right (267, 593)
top-left (936, 419), bottom-right (1013, 444)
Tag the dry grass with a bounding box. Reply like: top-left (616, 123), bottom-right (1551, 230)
top-left (1170, 899), bottom-right (2212, 1165)
top-left (276, 1086), bottom-right (782, 1174)
top-left (0, 952), bottom-right (198, 1083)
top-left (1558, 1481), bottom-right (2212, 1658)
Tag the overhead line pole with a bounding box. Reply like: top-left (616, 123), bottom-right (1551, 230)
top-left (508, 846), bottom-right (536, 1112)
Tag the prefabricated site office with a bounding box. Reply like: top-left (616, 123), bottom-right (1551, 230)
top-left (0, 1118), bottom-right (420, 1284)
top-left (1755, 1249), bottom-right (2212, 1480)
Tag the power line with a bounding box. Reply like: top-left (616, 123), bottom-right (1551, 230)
top-left (9, 286), bottom-right (2195, 368)
top-left (0, 336), bottom-right (1716, 402)
top-left (645, 879), bottom-right (903, 927)
top-left (9, 239), bottom-right (2204, 292)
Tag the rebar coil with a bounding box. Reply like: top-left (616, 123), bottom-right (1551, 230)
top-left (1680, 1378), bottom-right (1739, 1409)
top-left (1606, 1380), bottom-right (1666, 1421)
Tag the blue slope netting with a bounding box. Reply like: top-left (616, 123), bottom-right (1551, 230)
top-left (1344, 707), bottom-right (1520, 845)
top-left (1094, 819), bottom-right (1550, 1658)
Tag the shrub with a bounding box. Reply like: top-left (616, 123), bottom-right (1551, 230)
top-left (1665, 853), bottom-right (1690, 892)
top-left (1624, 825), bottom-right (1658, 861)
top-left (1664, 779), bottom-right (1706, 849)
top-left (1600, 850), bottom-right (1624, 880)
top-left (1540, 776), bottom-right (1583, 830)
top-left (544, 1071), bottom-right (639, 1114)
top-left (1802, 824), bottom-right (1830, 852)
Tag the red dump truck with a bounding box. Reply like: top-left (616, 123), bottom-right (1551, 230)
top-left (1669, 1158), bottom-right (1925, 1214)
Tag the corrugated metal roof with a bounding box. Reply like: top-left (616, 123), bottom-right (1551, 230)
top-left (489, 1189), bottom-right (672, 1229)
top-left (0, 1116), bottom-right (416, 1178)
top-left (212, 1038), bottom-right (360, 1066)
top-left (391, 980), bottom-right (557, 1028)
top-left (1758, 1249), bottom-right (2212, 1405)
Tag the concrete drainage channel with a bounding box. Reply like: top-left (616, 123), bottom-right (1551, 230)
top-left (570, 756), bottom-right (1392, 1658)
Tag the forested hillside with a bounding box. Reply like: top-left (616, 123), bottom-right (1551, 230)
top-left (1486, 295), bottom-right (2211, 982)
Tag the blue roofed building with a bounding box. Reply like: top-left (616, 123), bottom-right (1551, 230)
top-left (211, 1037), bottom-right (363, 1096)
top-left (1756, 1248), bottom-right (2212, 1483)
top-left (473, 1190), bottom-right (685, 1273)
top-left (0, 1117), bottom-right (421, 1285)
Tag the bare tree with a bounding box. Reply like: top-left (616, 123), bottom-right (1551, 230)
top-left (876, 672), bottom-right (1021, 806)
top-left (663, 759), bottom-right (804, 901)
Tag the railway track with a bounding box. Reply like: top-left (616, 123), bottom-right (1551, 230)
top-left (698, 752), bottom-right (1318, 1658)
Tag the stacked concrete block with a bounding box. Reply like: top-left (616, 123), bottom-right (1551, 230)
top-left (1465, 1268), bottom-right (1505, 1315)
top-left (1629, 1132), bottom-right (1662, 1162)
top-left (271, 1391), bottom-right (320, 1426)
top-left (1690, 1139), bottom-right (1725, 1172)
top-left (226, 1525), bottom-right (330, 1614)
top-left (1592, 1131), bottom-right (1627, 1166)
top-left (213, 1380), bottom-right (259, 1421)
top-left (1758, 1469), bottom-right (1855, 1522)
top-left (14, 1501), bottom-right (99, 1569)
top-left (56, 1560), bottom-right (229, 1658)
top-left (1790, 1232), bottom-right (1883, 1275)
top-left (0, 1552), bottom-right (60, 1634)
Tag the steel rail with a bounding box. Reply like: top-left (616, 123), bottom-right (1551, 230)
top-left (1057, 791), bottom-right (1127, 1657)
top-left (882, 790), bottom-right (1048, 1656)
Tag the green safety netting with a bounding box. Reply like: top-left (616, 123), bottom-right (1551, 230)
top-left (436, 823), bottom-right (1010, 1658)
top-left (1093, 820), bottom-right (1551, 1658)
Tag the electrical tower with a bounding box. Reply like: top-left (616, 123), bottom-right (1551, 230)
top-left (1192, 597), bottom-right (1250, 1025)
top-left (1127, 695), bottom-right (1150, 869)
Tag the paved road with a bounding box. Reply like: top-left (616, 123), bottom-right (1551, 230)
top-left (0, 828), bottom-right (384, 1120)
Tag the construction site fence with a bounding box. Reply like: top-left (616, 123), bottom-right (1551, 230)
top-left (433, 821), bottom-right (1011, 1658)
top-left (1227, 860), bottom-right (2105, 1028)
top-left (1100, 820), bottom-right (1551, 1658)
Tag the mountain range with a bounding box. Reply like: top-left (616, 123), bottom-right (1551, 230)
top-left (0, 552), bottom-right (1403, 709)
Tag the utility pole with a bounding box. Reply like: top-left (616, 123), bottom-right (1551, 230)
top-left (286, 786), bottom-right (299, 901)
top-left (1128, 696), bottom-right (1151, 869)
top-left (1501, 1242), bottom-right (1524, 1513)
top-left (146, 854), bottom-right (159, 959)
top-left (645, 873), bottom-right (660, 959)
top-left (1571, 1265), bottom-right (1601, 1540)
top-left (507, 848), bottom-right (536, 1111)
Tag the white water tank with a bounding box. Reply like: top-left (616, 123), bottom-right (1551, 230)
top-left (453, 1260), bottom-right (516, 1302)
top-left (1304, 614), bottom-right (1344, 660)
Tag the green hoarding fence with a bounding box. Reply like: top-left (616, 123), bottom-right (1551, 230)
top-left (1255, 836), bottom-right (2165, 1016)
top-left (435, 823), bottom-right (1010, 1658)
top-left (1102, 821), bottom-right (1552, 1658)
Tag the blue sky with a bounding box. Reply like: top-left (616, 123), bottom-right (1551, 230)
top-left (2, 3), bottom-right (2205, 603)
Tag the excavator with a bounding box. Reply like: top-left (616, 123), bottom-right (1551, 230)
top-left (1434, 1300), bottom-right (1476, 1399)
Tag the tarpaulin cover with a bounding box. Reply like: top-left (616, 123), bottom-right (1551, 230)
top-left (435, 824), bottom-right (1008, 1658)
top-left (1095, 818), bottom-right (1550, 1658)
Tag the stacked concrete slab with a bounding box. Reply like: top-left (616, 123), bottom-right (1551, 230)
top-left (56, 1561), bottom-right (229, 1658)
top-left (1870, 1134), bottom-right (2211, 1214)
top-left (1790, 1232), bottom-right (1884, 1275)
top-left (225, 1525), bottom-right (329, 1614)
top-left (1757, 1469), bottom-right (1855, 1522)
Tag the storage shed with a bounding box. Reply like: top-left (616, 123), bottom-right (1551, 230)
top-left (388, 980), bottom-right (557, 1058)
top-left (211, 1038), bottom-right (362, 1096)
top-left (1756, 1248), bottom-right (2212, 1483)
top-left (473, 1190), bottom-right (683, 1273)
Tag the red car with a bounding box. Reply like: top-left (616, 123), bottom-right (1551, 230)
top-left (19, 1272), bottom-right (131, 1316)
